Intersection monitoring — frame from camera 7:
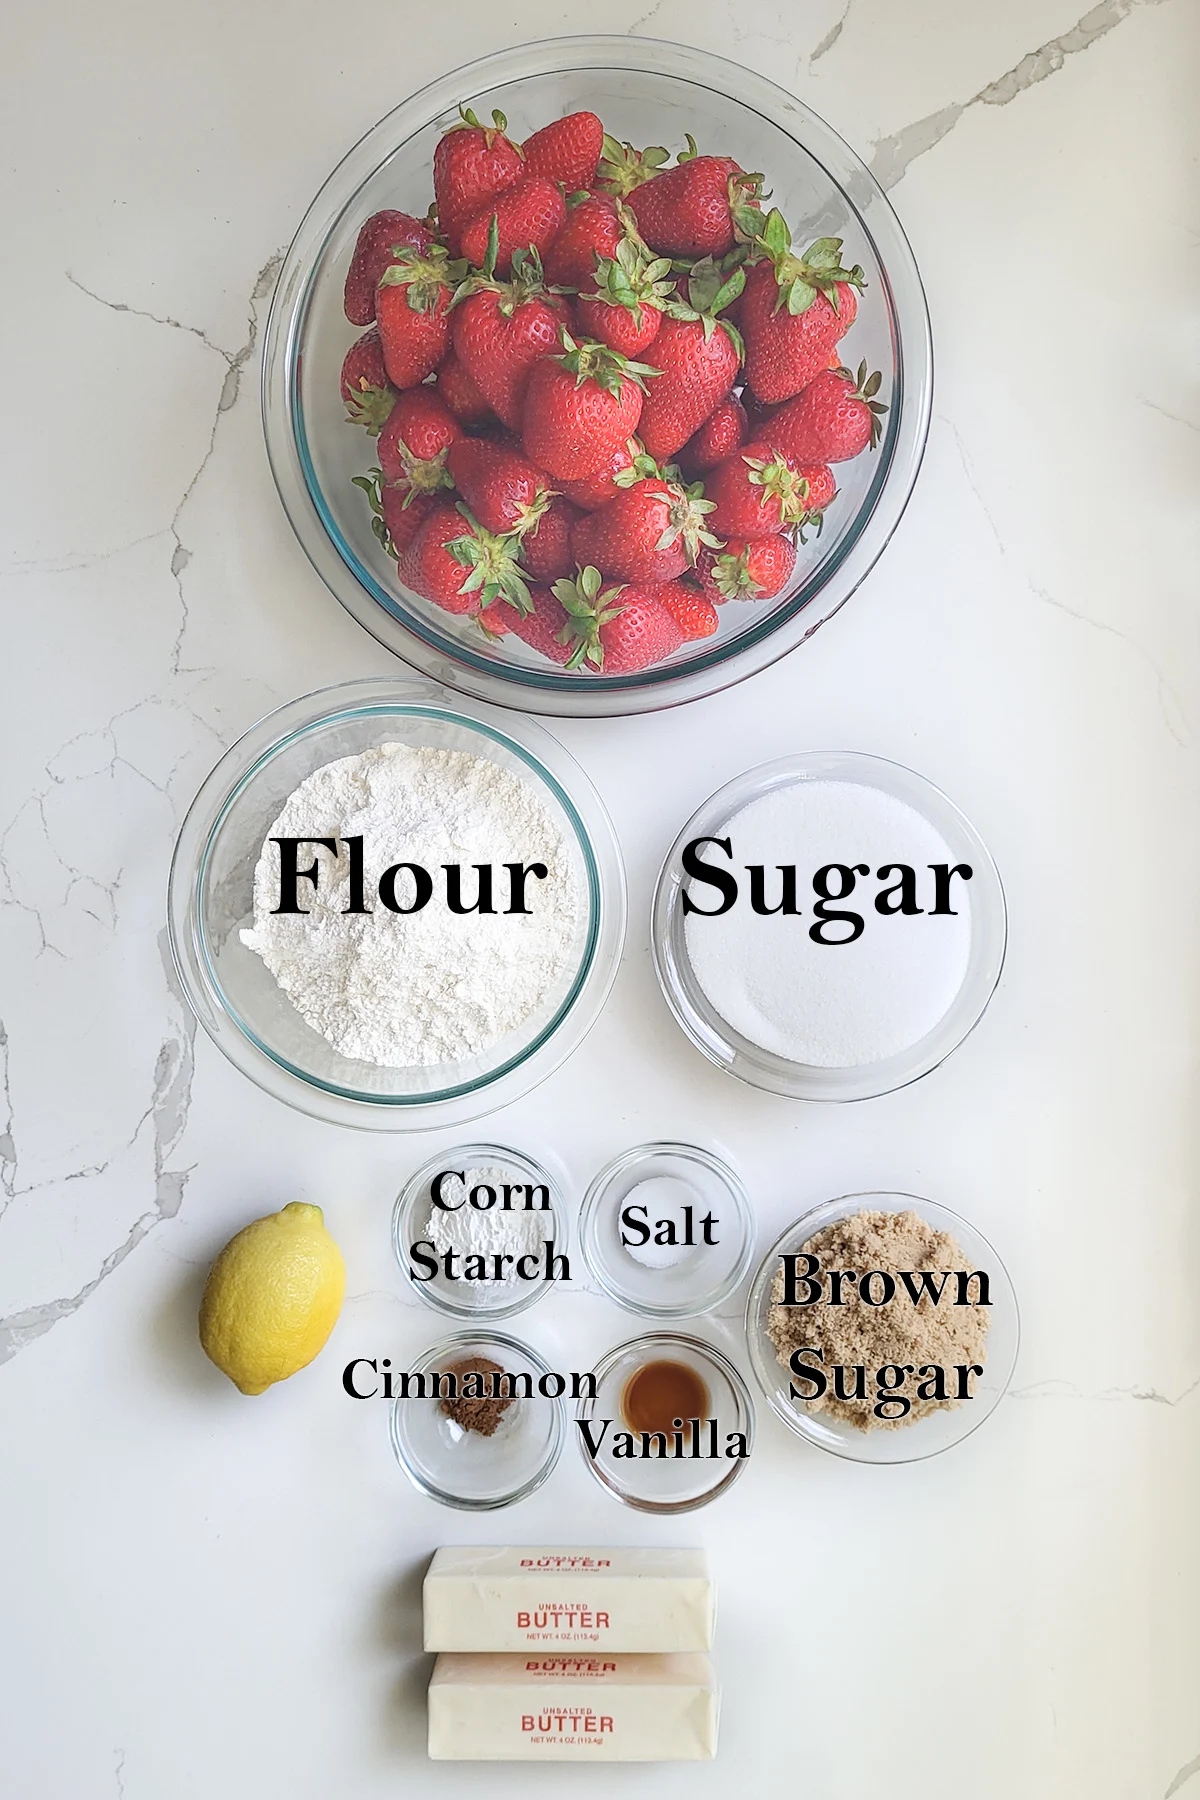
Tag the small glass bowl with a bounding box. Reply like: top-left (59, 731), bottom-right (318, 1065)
top-left (261, 36), bottom-right (932, 717)
top-left (576, 1331), bottom-right (754, 1513)
top-left (392, 1143), bottom-right (568, 1321)
top-left (167, 678), bottom-right (625, 1130)
top-left (579, 1143), bottom-right (754, 1319)
top-left (389, 1330), bottom-right (564, 1509)
top-left (745, 1193), bottom-right (1019, 1465)
top-left (652, 751), bottom-right (1006, 1102)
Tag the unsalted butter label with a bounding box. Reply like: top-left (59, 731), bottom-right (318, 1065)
top-left (422, 1546), bottom-right (714, 1653)
top-left (428, 1652), bottom-right (719, 1761)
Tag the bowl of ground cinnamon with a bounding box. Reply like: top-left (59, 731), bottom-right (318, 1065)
top-left (745, 1194), bottom-right (1019, 1463)
top-left (389, 1330), bottom-right (565, 1507)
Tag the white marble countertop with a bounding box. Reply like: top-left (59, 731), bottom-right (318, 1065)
top-left (2, 3), bottom-right (1197, 1795)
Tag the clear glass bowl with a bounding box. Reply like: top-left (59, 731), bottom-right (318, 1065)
top-left (261, 36), bottom-right (932, 717)
top-left (578, 1143), bottom-right (754, 1319)
top-left (745, 1194), bottom-right (1019, 1464)
top-left (389, 1329), bottom-right (565, 1508)
top-left (392, 1142), bottom-right (569, 1320)
top-left (652, 751), bottom-right (1006, 1101)
top-left (576, 1331), bottom-right (754, 1512)
top-left (167, 678), bottom-right (625, 1130)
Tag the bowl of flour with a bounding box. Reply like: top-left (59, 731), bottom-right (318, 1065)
top-left (168, 679), bottom-right (625, 1128)
top-left (652, 752), bottom-right (1006, 1101)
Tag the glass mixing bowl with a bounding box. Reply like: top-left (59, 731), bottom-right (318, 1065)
top-left (167, 678), bottom-right (625, 1129)
top-left (261, 36), bottom-right (932, 717)
top-left (652, 751), bottom-right (1006, 1101)
top-left (390, 1329), bottom-right (565, 1509)
top-left (578, 1142), bottom-right (755, 1320)
top-left (576, 1331), bottom-right (754, 1512)
top-left (745, 1194), bottom-right (1019, 1464)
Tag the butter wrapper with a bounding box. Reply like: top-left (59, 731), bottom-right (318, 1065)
top-left (422, 1546), bottom-right (714, 1653)
top-left (428, 1652), bottom-right (719, 1761)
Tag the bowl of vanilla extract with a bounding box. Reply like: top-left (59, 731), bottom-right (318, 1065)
top-left (575, 1331), bottom-right (755, 1513)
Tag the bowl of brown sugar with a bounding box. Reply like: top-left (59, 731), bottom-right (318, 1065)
top-left (745, 1194), bottom-right (1019, 1464)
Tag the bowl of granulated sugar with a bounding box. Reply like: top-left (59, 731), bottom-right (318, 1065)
top-left (652, 752), bottom-right (1005, 1101)
top-left (168, 678), bottom-right (625, 1129)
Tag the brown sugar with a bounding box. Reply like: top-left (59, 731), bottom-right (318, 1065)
top-left (767, 1208), bottom-right (991, 1431)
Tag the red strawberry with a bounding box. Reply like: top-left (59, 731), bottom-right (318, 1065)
top-left (595, 135), bottom-right (670, 198)
top-left (570, 477), bottom-right (719, 583)
top-left (522, 112), bottom-right (605, 191)
top-left (459, 176), bottom-right (568, 275)
top-left (761, 362), bottom-right (888, 464)
top-left (697, 533), bottom-right (797, 603)
top-left (521, 332), bottom-right (655, 480)
top-left (340, 327), bottom-right (397, 433)
top-left (435, 351), bottom-right (494, 426)
top-left (375, 244), bottom-right (462, 388)
top-left (452, 253), bottom-right (563, 430)
top-left (377, 387), bottom-right (461, 494)
top-left (487, 586), bottom-right (575, 663)
top-left (553, 566), bottom-right (683, 673)
top-left (396, 500), bottom-right (532, 616)
top-left (740, 213), bottom-right (864, 405)
top-left (654, 578), bottom-right (719, 640)
top-left (705, 442), bottom-right (821, 539)
top-left (519, 494), bottom-right (581, 583)
top-left (626, 143), bottom-right (761, 258)
top-left (433, 107), bottom-right (524, 254)
top-left (544, 193), bottom-right (622, 290)
top-left (677, 395), bottom-right (748, 476)
top-left (556, 437), bottom-right (637, 510)
top-left (344, 210), bottom-right (432, 326)
top-left (575, 230), bottom-right (674, 356)
top-left (446, 437), bottom-right (552, 536)
top-left (636, 260), bottom-right (744, 462)
top-left (383, 486), bottom-right (439, 556)
top-left (351, 469), bottom-right (437, 558)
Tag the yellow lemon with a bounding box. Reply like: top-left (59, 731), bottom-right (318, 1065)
top-left (199, 1202), bottom-right (346, 1395)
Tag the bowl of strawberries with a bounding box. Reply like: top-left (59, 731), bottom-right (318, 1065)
top-left (262, 36), bottom-right (931, 716)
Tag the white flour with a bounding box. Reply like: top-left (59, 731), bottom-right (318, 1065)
top-left (684, 779), bottom-right (971, 1068)
top-left (240, 743), bottom-right (583, 1068)
top-left (422, 1166), bottom-right (550, 1286)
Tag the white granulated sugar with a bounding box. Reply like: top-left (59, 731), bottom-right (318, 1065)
top-left (240, 743), bottom-right (583, 1068)
top-left (684, 779), bottom-right (971, 1068)
top-left (422, 1167), bottom-right (550, 1286)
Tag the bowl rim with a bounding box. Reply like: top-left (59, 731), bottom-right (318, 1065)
top-left (260, 33), bottom-right (934, 718)
top-left (575, 1327), bottom-right (755, 1512)
top-left (651, 749), bottom-right (1008, 1101)
top-left (578, 1140), bottom-right (756, 1319)
top-left (389, 1327), bottom-right (566, 1509)
top-left (744, 1191), bottom-right (1021, 1464)
top-left (392, 1141), bottom-right (570, 1321)
top-left (166, 676), bottom-right (627, 1131)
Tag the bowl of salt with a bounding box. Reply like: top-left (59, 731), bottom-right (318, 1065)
top-left (651, 752), bottom-right (1007, 1102)
top-left (578, 1143), bottom-right (755, 1319)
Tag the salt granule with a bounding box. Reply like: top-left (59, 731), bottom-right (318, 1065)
top-left (684, 779), bottom-right (972, 1068)
top-left (619, 1175), bottom-right (704, 1270)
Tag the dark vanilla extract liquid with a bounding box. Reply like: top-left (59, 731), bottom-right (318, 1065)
top-left (621, 1359), bottom-right (710, 1436)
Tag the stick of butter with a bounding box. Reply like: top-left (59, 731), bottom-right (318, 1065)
top-left (428, 1652), bottom-right (719, 1761)
top-left (423, 1546), bottom-right (714, 1653)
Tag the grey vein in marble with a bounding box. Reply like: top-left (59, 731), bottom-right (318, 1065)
top-left (1166, 1752), bottom-right (1200, 1798)
top-left (810, 0), bottom-right (851, 63)
top-left (65, 252), bottom-right (283, 673)
top-left (870, 0), bottom-right (1169, 190)
top-left (0, 932), bottom-right (196, 1367)
top-left (0, 258), bottom-right (285, 1363)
